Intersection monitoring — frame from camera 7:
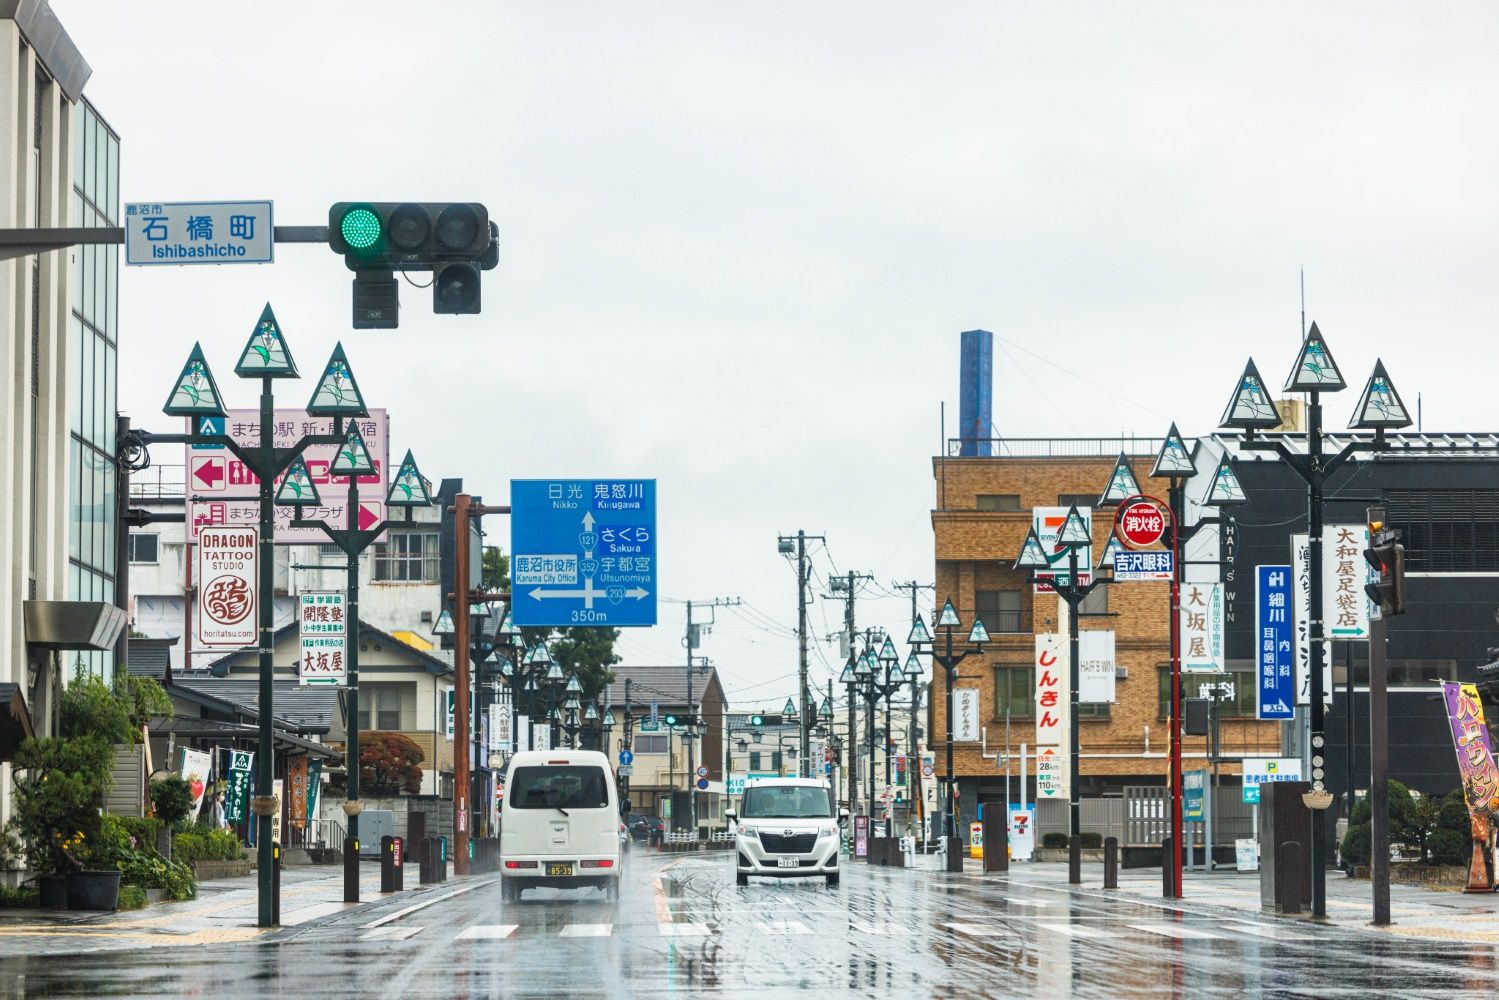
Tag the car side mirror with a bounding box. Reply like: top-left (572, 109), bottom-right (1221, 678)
top-left (838, 808), bottom-right (850, 825)
top-left (725, 810), bottom-right (737, 823)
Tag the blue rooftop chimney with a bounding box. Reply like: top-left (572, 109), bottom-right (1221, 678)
top-left (958, 329), bottom-right (993, 457)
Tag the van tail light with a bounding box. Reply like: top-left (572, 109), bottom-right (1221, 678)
top-left (505, 860), bottom-right (538, 869)
top-left (580, 859), bottom-right (615, 869)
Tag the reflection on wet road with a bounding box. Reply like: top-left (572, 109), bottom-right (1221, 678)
top-left (5, 850), bottom-right (1499, 998)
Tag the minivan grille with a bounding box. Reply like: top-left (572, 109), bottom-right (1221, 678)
top-left (759, 832), bottom-right (816, 854)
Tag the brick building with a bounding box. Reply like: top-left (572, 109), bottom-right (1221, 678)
top-left (929, 437), bottom-right (1283, 842)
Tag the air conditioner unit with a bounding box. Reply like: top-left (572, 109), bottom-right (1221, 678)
top-left (420, 610), bottom-right (433, 623)
top-left (1115, 666), bottom-right (1129, 679)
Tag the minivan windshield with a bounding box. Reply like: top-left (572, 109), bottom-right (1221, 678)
top-left (509, 766), bottom-right (609, 810)
top-left (740, 785), bottom-right (833, 819)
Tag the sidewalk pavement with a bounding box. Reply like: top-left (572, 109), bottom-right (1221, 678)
top-left (0, 863), bottom-right (463, 953)
top-left (907, 853), bottom-right (1499, 943)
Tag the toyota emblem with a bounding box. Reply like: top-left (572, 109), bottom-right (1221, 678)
top-left (784, 829), bottom-right (794, 837)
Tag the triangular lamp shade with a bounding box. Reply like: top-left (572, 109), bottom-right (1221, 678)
top-left (1015, 527), bottom-right (1050, 570)
top-left (783, 698), bottom-right (796, 717)
top-left (307, 343), bottom-right (369, 417)
top-left (1099, 453), bottom-right (1142, 506)
top-left (904, 652), bottom-right (920, 676)
top-left (330, 424), bottom-right (375, 477)
top-left (839, 663), bottom-right (854, 684)
top-left (1284, 322), bottom-right (1346, 393)
top-left (163, 343), bottom-right (227, 417)
top-left (1151, 422), bottom-right (1197, 478)
top-left (1219, 359), bottom-right (1282, 429)
top-left (387, 450), bottom-right (434, 507)
top-left (907, 615), bottom-right (933, 645)
top-left (880, 637), bottom-right (898, 661)
top-left (1097, 533), bottom-right (1124, 570)
top-left (937, 600), bottom-right (959, 628)
top-left (1348, 360), bottom-right (1413, 430)
top-left (1205, 454), bottom-right (1247, 507)
top-left (234, 303), bottom-right (298, 378)
top-left (966, 619), bottom-right (990, 644)
top-left (1058, 505), bottom-right (1091, 546)
top-left (275, 456), bottom-right (322, 506)
top-left (432, 610), bottom-right (454, 635)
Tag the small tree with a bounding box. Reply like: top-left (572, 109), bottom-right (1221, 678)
top-left (150, 776), bottom-right (195, 830)
top-left (359, 732), bottom-right (425, 795)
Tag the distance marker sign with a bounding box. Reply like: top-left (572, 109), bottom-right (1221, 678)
top-left (511, 479), bottom-right (657, 627)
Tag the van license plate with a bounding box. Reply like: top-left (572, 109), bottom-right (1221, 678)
top-left (777, 857), bottom-right (799, 869)
top-left (547, 863), bottom-right (574, 877)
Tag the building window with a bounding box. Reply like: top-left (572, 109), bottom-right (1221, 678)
top-left (373, 532), bottom-right (439, 582)
top-left (749, 751), bottom-right (761, 771)
top-left (1385, 489), bottom-right (1499, 572)
top-left (976, 494), bottom-right (1022, 512)
top-left (1079, 587), bottom-right (1108, 616)
top-left (994, 665), bottom-right (1033, 718)
top-left (128, 533), bottom-right (159, 564)
top-left (1331, 655), bottom-right (1457, 687)
top-left (633, 734), bottom-right (668, 755)
top-left (1056, 494), bottom-right (1098, 509)
top-left (1157, 663), bottom-right (1255, 719)
top-left (975, 590), bottom-right (1023, 634)
top-left (358, 684), bottom-right (405, 731)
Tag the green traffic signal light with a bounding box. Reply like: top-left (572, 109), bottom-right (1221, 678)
top-left (751, 714), bottom-right (764, 727)
top-left (339, 207), bottom-right (382, 251)
top-left (664, 714), bottom-right (677, 726)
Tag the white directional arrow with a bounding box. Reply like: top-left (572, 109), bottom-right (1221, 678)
top-left (624, 588), bottom-right (650, 600)
top-left (530, 580), bottom-right (608, 609)
top-left (582, 511), bottom-right (595, 532)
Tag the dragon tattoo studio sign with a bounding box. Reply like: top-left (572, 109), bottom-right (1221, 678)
top-left (196, 526), bottom-right (258, 648)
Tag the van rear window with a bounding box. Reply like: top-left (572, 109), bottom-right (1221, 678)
top-left (509, 766), bottom-right (609, 810)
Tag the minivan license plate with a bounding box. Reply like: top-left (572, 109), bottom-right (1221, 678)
top-left (777, 857), bottom-right (798, 869)
top-left (547, 863), bottom-right (574, 877)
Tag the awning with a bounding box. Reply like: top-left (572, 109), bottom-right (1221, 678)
top-left (147, 716), bottom-right (342, 760)
top-left (0, 683), bottom-right (34, 761)
top-left (23, 600), bottom-right (128, 650)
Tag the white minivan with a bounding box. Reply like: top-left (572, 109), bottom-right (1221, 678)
top-left (500, 750), bottom-right (626, 902)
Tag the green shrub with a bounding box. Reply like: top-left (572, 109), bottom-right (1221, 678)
top-left (0, 884), bottom-right (39, 908)
top-left (59, 674), bottom-right (135, 746)
top-left (1429, 828), bottom-right (1468, 867)
top-left (172, 829), bottom-right (242, 864)
top-left (203, 830), bottom-right (244, 861)
top-left (1079, 832), bottom-right (1103, 850)
top-left (1341, 822), bottom-right (1371, 868)
top-left (114, 817), bottom-right (163, 856)
top-left (116, 885), bottom-right (147, 911)
top-left (87, 815), bottom-right (136, 871)
top-left (117, 853), bottom-right (195, 901)
top-left (1041, 832), bottom-right (1069, 849)
top-left (150, 778), bottom-right (195, 830)
top-left (1438, 791), bottom-right (1470, 836)
top-left (10, 735), bottom-right (114, 874)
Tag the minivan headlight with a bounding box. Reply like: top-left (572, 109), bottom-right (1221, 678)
top-left (737, 824), bottom-right (759, 839)
top-left (818, 824), bottom-right (837, 838)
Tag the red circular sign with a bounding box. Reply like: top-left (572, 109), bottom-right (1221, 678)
top-left (1116, 500), bottom-right (1166, 549)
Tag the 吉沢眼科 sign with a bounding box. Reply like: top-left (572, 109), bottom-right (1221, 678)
top-left (196, 526), bottom-right (257, 648)
top-left (510, 480), bottom-right (656, 627)
top-left (1112, 549), bottom-right (1173, 582)
top-left (125, 200), bottom-right (273, 266)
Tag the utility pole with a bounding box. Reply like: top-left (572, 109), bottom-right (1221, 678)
top-left (684, 596), bottom-right (738, 830)
top-left (779, 531), bottom-right (825, 776)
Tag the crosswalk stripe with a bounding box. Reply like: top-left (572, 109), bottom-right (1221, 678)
top-left (1222, 921), bottom-right (1318, 941)
top-left (757, 920), bottom-right (813, 935)
top-left (457, 924), bottom-right (519, 940)
top-left (658, 923), bottom-right (711, 937)
top-left (559, 923), bottom-right (612, 938)
top-left (1033, 922), bottom-right (1113, 938)
top-left (1003, 896), bottom-right (1059, 906)
top-left (360, 925), bottom-right (424, 941)
top-left (850, 920), bottom-right (901, 935)
top-left (279, 902), bottom-right (347, 927)
top-left (946, 922), bottom-right (1012, 937)
top-left (1129, 923), bottom-right (1225, 940)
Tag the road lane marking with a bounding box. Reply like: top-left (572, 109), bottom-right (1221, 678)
top-left (1129, 923), bottom-right (1224, 940)
top-left (945, 923), bottom-right (1012, 937)
top-left (362, 879), bottom-right (497, 929)
top-left (1033, 922), bottom-right (1113, 938)
top-left (1222, 921), bottom-right (1319, 941)
top-left (457, 924), bottom-right (519, 940)
top-left (850, 920), bottom-right (898, 935)
top-left (360, 925), bottom-right (424, 941)
top-left (278, 902), bottom-right (349, 927)
top-left (559, 923), bottom-right (612, 937)
top-left (757, 920), bottom-right (813, 935)
top-left (1002, 896), bottom-right (1059, 906)
top-left (657, 923), bottom-right (711, 937)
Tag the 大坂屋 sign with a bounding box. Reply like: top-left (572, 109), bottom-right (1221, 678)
top-left (298, 591), bottom-right (347, 686)
top-left (1180, 583), bottom-right (1225, 672)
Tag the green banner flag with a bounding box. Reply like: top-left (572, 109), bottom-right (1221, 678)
top-left (224, 750), bottom-right (254, 824)
top-left (306, 759), bottom-right (323, 826)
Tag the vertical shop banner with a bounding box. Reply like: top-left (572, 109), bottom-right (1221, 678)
top-left (954, 688), bottom-right (980, 742)
top-left (179, 748), bottom-right (213, 820)
top-left (1292, 530), bottom-right (1370, 705)
top-left (515, 714), bottom-right (532, 754)
top-left (1078, 630), bottom-right (1116, 703)
top-left (1180, 583), bottom-right (1225, 672)
top-left (287, 756), bottom-right (309, 830)
top-left (271, 779), bottom-right (284, 844)
top-left (1035, 633), bottom-right (1068, 748)
top-left (1255, 565), bottom-right (1295, 720)
top-left (298, 591), bottom-right (347, 685)
top-left (1440, 682), bottom-right (1499, 881)
top-left (1008, 804), bottom-right (1036, 861)
top-left (305, 759), bottom-right (323, 827)
top-left (490, 704), bottom-right (512, 753)
top-left (224, 750), bottom-right (254, 824)
top-left (533, 724), bottom-right (551, 752)
top-left (195, 527), bottom-right (257, 648)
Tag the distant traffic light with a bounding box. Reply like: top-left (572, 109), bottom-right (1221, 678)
top-left (328, 202), bottom-right (495, 327)
top-left (750, 714), bottom-right (764, 727)
top-left (1363, 520), bottom-right (1407, 617)
top-left (663, 714), bottom-right (677, 727)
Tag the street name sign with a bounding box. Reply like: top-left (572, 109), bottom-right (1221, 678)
top-left (511, 479), bottom-right (657, 627)
top-left (298, 591), bottom-right (346, 686)
top-left (196, 526), bottom-right (257, 648)
top-left (125, 200), bottom-right (273, 266)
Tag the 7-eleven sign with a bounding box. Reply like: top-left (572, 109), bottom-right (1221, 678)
top-left (1032, 506), bottom-right (1092, 591)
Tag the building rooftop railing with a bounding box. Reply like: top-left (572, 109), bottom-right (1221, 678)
top-left (129, 463), bottom-right (185, 499)
top-left (944, 437), bottom-right (1163, 459)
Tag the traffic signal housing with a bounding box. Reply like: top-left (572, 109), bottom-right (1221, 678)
top-left (1363, 521), bottom-right (1407, 617)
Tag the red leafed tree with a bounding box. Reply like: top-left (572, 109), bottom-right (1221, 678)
top-left (360, 732), bottom-right (425, 795)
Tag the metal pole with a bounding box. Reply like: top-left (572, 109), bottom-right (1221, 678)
top-left (944, 629), bottom-right (957, 840)
top-left (883, 688), bottom-right (893, 835)
top-left (845, 572), bottom-right (858, 815)
top-left (686, 601), bottom-right (696, 831)
top-left (797, 531), bottom-right (810, 776)
top-left (255, 378), bottom-right (276, 928)
top-left (343, 449), bottom-right (363, 900)
top-left (1307, 392), bottom-right (1328, 917)
top-left (1368, 506), bottom-right (1390, 926)
top-left (1066, 548), bottom-right (1081, 841)
top-left (1169, 481), bottom-right (1185, 898)
top-left (1345, 641), bottom-right (1355, 819)
top-left (452, 493), bottom-right (471, 875)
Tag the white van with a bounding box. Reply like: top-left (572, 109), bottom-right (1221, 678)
top-left (500, 750), bottom-right (625, 902)
top-left (728, 777), bottom-right (845, 886)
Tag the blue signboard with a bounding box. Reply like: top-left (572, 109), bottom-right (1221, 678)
top-left (618, 750), bottom-right (634, 766)
top-left (511, 479), bottom-right (657, 627)
top-left (1183, 769), bottom-right (1206, 821)
top-left (1255, 565), bottom-right (1295, 720)
top-left (1112, 550), bottom-right (1173, 581)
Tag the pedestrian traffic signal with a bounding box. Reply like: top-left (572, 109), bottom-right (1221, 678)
top-left (1363, 521), bottom-right (1407, 617)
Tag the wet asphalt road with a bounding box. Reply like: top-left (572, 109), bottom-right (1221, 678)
top-left (4, 850), bottom-right (1499, 998)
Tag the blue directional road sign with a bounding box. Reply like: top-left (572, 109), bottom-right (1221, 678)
top-left (618, 750), bottom-right (634, 766)
top-left (1255, 565), bottom-right (1295, 720)
top-left (511, 479), bottom-right (657, 627)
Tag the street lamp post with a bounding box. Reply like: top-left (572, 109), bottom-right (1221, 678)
top-left (153, 306), bottom-right (352, 928)
top-left (908, 603), bottom-right (988, 872)
top-left (854, 639), bottom-right (906, 836)
top-left (1220, 325), bottom-right (1412, 917)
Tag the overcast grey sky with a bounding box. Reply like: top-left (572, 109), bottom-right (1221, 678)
top-left (58, 2), bottom-right (1499, 705)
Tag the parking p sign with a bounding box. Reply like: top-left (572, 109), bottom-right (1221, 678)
top-left (1241, 757), bottom-right (1303, 804)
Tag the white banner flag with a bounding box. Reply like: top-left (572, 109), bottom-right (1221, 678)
top-left (1079, 630), bottom-right (1116, 703)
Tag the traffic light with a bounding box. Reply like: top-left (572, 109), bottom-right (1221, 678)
top-left (1363, 520), bottom-right (1407, 617)
top-left (328, 202), bottom-right (496, 327)
top-left (663, 714), bottom-right (677, 727)
top-left (750, 714), bottom-right (764, 727)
